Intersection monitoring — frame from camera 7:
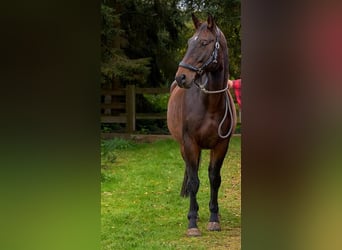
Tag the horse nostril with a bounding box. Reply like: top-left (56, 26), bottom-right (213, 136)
top-left (175, 74), bottom-right (186, 85)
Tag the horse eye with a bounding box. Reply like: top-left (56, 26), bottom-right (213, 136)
top-left (201, 41), bottom-right (209, 46)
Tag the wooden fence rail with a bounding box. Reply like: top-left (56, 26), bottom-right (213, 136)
top-left (101, 85), bottom-right (241, 134)
top-left (101, 85), bottom-right (169, 133)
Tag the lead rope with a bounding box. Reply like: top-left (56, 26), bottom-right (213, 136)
top-left (217, 91), bottom-right (234, 139)
top-left (196, 81), bottom-right (234, 139)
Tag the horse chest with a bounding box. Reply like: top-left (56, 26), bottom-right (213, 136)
top-left (184, 113), bottom-right (221, 147)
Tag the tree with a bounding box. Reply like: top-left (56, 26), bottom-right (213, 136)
top-left (101, 1), bottom-right (151, 87)
top-left (101, 0), bottom-right (187, 88)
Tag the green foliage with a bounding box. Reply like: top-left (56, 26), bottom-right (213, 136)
top-left (101, 138), bottom-right (135, 168)
top-left (101, 1), bottom-right (151, 85)
top-left (235, 122), bottom-right (241, 134)
top-left (143, 93), bottom-right (170, 112)
top-left (101, 53), bottom-right (151, 84)
top-left (118, 0), bottom-right (187, 86)
top-left (101, 4), bottom-right (120, 44)
top-left (101, 138), bottom-right (134, 153)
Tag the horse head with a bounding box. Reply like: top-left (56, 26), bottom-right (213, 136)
top-left (175, 14), bottom-right (223, 89)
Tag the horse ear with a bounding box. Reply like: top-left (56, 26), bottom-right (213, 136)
top-left (207, 14), bottom-right (216, 30)
top-left (192, 13), bottom-right (201, 29)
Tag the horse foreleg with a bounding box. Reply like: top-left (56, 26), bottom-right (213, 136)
top-left (182, 141), bottom-right (201, 236)
top-left (186, 164), bottom-right (201, 236)
top-left (207, 141), bottom-right (229, 231)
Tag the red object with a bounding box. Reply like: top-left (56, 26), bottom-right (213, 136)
top-left (232, 79), bottom-right (241, 108)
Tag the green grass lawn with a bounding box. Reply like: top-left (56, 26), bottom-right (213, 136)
top-left (101, 136), bottom-right (241, 249)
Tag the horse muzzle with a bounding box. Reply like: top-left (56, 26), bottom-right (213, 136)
top-left (175, 74), bottom-right (186, 87)
top-left (175, 73), bottom-right (194, 89)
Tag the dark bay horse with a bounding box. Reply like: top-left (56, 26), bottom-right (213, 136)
top-left (167, 14), bottom-right (237, 236)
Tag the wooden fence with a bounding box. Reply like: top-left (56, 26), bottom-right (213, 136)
top-left (101, 85), bottom-right (169, 133)
top-left (101, 84), bottom-right (241, 134)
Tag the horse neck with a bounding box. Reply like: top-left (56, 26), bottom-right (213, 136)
top-left (206, 70), bottom-right (226, 91)
top-left (206, 32), bottom-right (228, 91)
top-left (205, 34), bottom-right (228, 109)
top-left (205, 72), bottom-right (226, 110)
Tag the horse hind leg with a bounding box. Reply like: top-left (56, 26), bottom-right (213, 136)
top-left (180, 168), bottom-right (189, 197)
top-left (207, 161), bottom-right (222, 231)
top-left (207, 141), bottom-right (229, 231)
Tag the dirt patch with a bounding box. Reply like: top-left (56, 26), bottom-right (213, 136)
top-left (101, 133), bottom-right (173, 143)
top-left (102, 132), bottom-right (240, 143)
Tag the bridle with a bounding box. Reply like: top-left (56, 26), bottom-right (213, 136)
top-left (178, 29), bottom-right (227, 94)
top-left (178, 30), bottom-right (221, 77)
top-left (178, 28), bottom-right (234, 139)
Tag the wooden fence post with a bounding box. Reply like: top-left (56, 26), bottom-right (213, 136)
top-left (126, 85), bottom-right (136, 133)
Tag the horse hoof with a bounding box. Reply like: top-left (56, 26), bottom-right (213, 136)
top-left (187, 228), bottom-right (202, 237)
top-left (207, 222), bottom-right (221, 231)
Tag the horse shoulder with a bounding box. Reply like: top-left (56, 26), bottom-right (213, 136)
top-left (167, 85), bottom-right (185, 143)
top-left (170, 80), bottom-right (178, 93)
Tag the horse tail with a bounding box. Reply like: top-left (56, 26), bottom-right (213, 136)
top-left (180, 169), bottom-right (189, 197)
